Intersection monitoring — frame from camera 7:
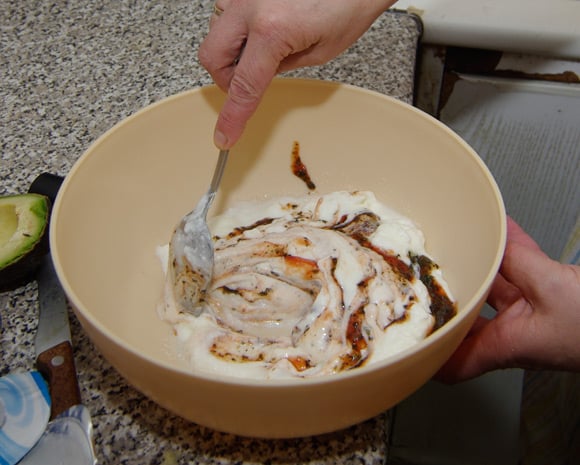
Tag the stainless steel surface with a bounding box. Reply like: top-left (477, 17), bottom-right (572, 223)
top-left (34, 257), bottom-right (71, 357)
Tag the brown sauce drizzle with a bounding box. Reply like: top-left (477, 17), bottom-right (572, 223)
top-left (222, 217), bottom-right (275, 240)
top-left (335, 212), bottom-right (457, 331)
top-left (288, 356), bottom-right (312, 372)
top-left (333, 212), bottom-right (413, 281)
top-left (333, 212), bottom-right (380, 241)
top-left (291, 141), bottom-right (316, 190)
top-left (284, 255), bottom-right (319, 280)
top-left (210, 207), bottom-right (457, 374)
top-left (410, 254), bottom-right (457, 330)
top-left (340, 307), bottom-right (368, 370)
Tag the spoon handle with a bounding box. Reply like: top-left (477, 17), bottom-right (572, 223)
top-left (209, 149), bottom-right (229, 195)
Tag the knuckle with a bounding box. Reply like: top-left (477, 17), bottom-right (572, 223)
top-left (228, 72), bottom-right (261, 108)
top-left (198, 40), bottom-right (219, 70)
top-left (197, 45), bottom-right (210, 67)
top-left (251, 11), bottom-right (297, 57)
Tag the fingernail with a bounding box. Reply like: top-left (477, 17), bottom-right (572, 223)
top-left (214, 129), bottom-right (228, 149)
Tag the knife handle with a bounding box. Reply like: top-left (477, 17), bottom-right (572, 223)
top-left (28, 173), bottom-right (64, 204)
top-left (37, 340), bottom-right (82, 420)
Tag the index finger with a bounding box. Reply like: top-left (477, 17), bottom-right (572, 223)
top-left (211, 32), bottom-right (289, 149)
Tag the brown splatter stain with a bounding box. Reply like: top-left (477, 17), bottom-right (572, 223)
top-left (291, 141), bottom-right (316, 190)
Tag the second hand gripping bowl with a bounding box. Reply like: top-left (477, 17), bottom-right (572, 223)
top-left (50, 78), bottom-right (506, 438)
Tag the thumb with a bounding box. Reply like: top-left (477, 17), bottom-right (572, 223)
top-left (438, 242), bottom-right (558, 383)
top-left (436, 312), bottom-right (520, 383)
top-left (500, 236), bottom-right (558, 312)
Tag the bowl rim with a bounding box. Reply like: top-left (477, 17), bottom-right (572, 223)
top-left (50, 77), bottom-right (507, 388)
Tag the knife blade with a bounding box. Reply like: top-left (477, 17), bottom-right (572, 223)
top-left (35, 254), bottom-right (82, 420)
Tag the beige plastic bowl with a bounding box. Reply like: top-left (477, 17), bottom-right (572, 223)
top-left (51, 78), bottom-right (506, 438)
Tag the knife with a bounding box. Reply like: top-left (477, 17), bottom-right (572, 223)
top-left (18, 173), bottom-right (97, 465)
top-left (34, 254), bottom-right (82, 419)
top-left (25, 173), bottom-right (80, 420)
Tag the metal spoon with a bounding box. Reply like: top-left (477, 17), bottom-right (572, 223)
top-left (169, 149), bottom-right (229, 315)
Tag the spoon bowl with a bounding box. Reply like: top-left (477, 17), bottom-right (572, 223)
top-left (168, 149), bottom-right (229, 315)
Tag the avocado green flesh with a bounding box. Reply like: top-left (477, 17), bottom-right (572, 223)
top-left (0, 194), bottom-right (49, 289)
top-left (0, 204), bottom-right (19, 245)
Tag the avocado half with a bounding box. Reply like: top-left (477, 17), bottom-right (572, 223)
top-left (0, 193), bottom-right (50, 291)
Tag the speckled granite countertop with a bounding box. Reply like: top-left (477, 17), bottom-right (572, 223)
top-left (0, 2), bottom-right (421, 463)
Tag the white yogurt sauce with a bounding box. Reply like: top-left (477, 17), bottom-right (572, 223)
top-left (159, 191), bottom-right (455, 379)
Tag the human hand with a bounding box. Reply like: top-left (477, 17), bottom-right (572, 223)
top-left (198, 0), bottom-right (397, 149)
top-left (438, 216), bottom-right (580, 383)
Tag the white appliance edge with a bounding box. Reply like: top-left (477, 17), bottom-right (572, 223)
top-left (392, 0), bottom-right (580, 59)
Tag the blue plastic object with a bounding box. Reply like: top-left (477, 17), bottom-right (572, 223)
top-left (0, 371), bottom-right (50, 465)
